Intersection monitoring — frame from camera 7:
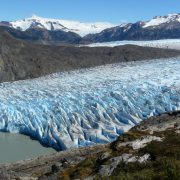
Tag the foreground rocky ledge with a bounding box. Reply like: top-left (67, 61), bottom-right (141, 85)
top-left (0, 111), bottom-right (180, 179)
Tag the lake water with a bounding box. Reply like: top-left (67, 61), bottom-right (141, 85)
top-left (0, 132), bottom-right (56, 164)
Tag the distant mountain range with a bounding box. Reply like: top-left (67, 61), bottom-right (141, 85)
top-left (1, 15), bottom-right (116, 37)
top-left (83, 13), bottom-right (180, 43)
top-left (0, 13), bottom-right (180, 44)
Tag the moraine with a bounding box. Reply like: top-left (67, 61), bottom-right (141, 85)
top-left (0, 58), bottom-right (179, 150)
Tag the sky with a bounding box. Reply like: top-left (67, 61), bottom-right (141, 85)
top-left (1, 0), bottom-right (180, 24)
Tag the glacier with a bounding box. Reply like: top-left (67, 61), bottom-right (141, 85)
top-left (0, 58), bottom-right (180, 150)
top-left (86, 39), bottom-right (180, 50)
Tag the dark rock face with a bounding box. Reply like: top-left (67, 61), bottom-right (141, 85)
top-left (82, 21), bottom-right (180, 43)
top-left (0, 21), bottom-right (12, 27)
top-left (0, 26), bottom-right (82, 45)
top-left (17, 28), bottom-right (82, 44)
top-left (0, 31), bottom-right (180, 83)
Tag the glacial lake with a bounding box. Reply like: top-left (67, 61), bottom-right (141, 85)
top-left (0, 132), bottom-right (56, 164)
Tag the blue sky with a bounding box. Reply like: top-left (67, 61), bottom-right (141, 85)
top-left (1, 0), bottom-right (180, 23)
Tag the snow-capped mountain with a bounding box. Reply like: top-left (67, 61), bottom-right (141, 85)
top-left (9, 15), bottom-right (116, 37)
top-left (0, 13), bottom-right (180, 44)
top-left (83, 13), bottom-right (180, 43)
top-left (143, 13), bottom-right (180, 28)
top-left (0, 58), bottom-right (179, 150)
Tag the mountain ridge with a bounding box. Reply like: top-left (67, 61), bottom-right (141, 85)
top-left (83, 13), bottom-right (180, 43)
top-left (1, 13), bottom-right (180, 44)
top-left (1, 15), bottom-right (116, 37)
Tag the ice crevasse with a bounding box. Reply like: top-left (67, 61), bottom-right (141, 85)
top-left (0, 58), bottom-right (179, 150)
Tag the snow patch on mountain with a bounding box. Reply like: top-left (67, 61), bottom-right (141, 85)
top-left (143, 13), bottom-right (180, 28)
top-left (10, 15), bottom-right (116, 36)
top-left (86, 39), bottom-right (180, 50)
top-left (0, 58), bottom-right (179, 150)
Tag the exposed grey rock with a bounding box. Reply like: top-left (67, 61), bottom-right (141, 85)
top-left (98, 154), bottom-right (130, 176)
top-left (99, 152), bottom-right (111, 161)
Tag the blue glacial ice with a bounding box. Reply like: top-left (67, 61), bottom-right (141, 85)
top-left (0, 58), bottom-right (180, 150)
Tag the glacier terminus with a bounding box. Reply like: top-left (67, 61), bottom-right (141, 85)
top-left (0, 58), bottom-right (179, 150)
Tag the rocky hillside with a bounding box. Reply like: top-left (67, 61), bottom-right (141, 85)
top-left (0, 31), bottom-right (180, 83)
top-left (0, 111), bottom-right (179, 179)
top-left (0, 26), bottom-right (82, 45)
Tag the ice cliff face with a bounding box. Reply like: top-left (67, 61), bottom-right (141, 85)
top-left (0, 58), bottom-right (179, 150)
